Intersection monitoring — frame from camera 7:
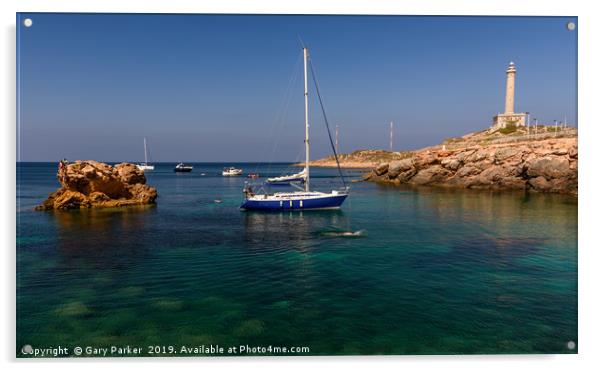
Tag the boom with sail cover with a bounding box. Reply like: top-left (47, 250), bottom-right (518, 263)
top-left (266, 168), bottom-right (307, 185)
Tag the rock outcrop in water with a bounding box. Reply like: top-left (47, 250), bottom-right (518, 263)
top-left (365, 137), bottom-right (577, 195)
top-left (35, 160), bottom-right (158, 210)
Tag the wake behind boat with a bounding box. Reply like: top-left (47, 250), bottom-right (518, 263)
top-left (321, 229), bottom-right (366, 238)
top-left (241, 46), bottom-right (348, 211)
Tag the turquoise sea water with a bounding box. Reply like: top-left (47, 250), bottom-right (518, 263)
top-left (16, 162), bottom-right (577, 356)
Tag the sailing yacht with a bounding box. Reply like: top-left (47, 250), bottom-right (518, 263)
top-left (136, 138), bottom-right (154, 171)
top-left (240, 47), bottom-right (348, 211)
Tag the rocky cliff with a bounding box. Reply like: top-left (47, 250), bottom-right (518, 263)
top-left (365, 137), bottom-right (577, 195)
top-left (35, 160), bottom-right (158, 210)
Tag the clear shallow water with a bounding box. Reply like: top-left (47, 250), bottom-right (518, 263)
top-left (16, 162), bottom-right (577, 356)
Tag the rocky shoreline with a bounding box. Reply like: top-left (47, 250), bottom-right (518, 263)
top-left (365, 137), bottom-right (577, 195)
top-left (35, 160), bottom-right (158, 210)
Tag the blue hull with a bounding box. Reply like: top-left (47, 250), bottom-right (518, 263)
top-left (240, 194), bottom-right (347, 211)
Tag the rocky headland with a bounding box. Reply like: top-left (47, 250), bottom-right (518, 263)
top-left (35, 160), bottom-right (158, 210)
top-left (366, 135), bottom-right (577, 195)
top-left (310, 126), bottom-right (578, 195)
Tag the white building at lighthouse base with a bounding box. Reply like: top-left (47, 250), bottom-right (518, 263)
top-left (492, 112), bottom-right (526, 129)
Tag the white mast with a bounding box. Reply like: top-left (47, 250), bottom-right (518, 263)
top-left (143, 137), bottom-right (148, 164)
top-left (389, 121), bottom-right (394, 151)
top-left (303, 47), bottom-right (310, 192)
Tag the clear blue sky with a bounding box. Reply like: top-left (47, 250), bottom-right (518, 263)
top-left (17, 14), bottom-right (577, 162)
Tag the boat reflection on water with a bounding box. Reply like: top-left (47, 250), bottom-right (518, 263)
top-left (242, 209), bottom-right (351, 252)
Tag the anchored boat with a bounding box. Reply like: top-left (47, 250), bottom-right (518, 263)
top-left (136, 138), bottom-right (154, 171)
top-left (222, 167), bottom-right (243, 176)
top-left (241, 46), bottom-right (348, 211)
top-left (174, 162), bottom-right (193, 172)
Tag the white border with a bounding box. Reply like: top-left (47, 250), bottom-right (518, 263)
top-left (3, 1), bottom-right (600, 370)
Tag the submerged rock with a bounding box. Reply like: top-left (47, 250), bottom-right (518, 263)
top-left (35, 160), bottom-right (157, 210)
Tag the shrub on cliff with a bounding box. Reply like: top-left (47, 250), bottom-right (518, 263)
top-left (499, 123), bottom-right (517, 135)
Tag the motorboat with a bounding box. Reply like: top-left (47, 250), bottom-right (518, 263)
top-left (222, 167), bottom-right (243, 176)
top-left (174, 162), bottom-right (193, 172)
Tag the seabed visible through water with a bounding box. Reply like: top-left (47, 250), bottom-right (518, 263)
top-left (17, 162), bottom-right (577, 356)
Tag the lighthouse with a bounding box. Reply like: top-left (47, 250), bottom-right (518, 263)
top-left (505, 62), bottom-right (516, 113)
top-left (492, 61), bottom-right (526, 129)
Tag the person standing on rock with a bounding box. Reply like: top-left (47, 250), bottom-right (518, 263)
top-left (58, 159), bottom-right (68, 184)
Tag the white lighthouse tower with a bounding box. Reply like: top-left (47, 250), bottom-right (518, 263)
top-left (492, 62), bottom-right (527, 129)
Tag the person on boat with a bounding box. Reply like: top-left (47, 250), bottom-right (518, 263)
top-left (243, 185), bottom-right (255, 198)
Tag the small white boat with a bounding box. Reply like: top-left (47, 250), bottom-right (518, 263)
top-left (222, 167), bottom-right (243, 176)
top-left (136, 138), bottom-right (155, 171)
top-left (137, 164), bottom-right (154, 171)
